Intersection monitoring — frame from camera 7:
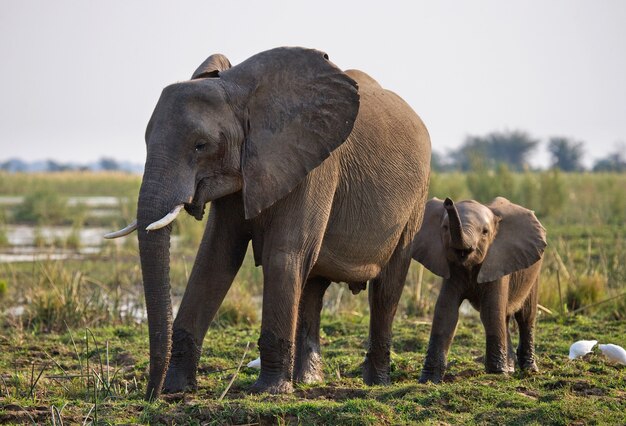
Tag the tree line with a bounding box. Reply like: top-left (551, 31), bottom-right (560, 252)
top-left (2, 132), bottom-right (625, 173)
top-left (0, 157), bottom-right (143, 173)
top-left (432, 130), bottom-right (626, 172)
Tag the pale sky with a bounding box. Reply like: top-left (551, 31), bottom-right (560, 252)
top-left (1, 1), bottom-right (625, 168)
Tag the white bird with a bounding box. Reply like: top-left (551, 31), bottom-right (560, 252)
top-left (568, 340), bottom-right (598, 359)
top-left (246, 357), bottom-right (261, 369)
top-left (598, 344), bottom-right (626, 365)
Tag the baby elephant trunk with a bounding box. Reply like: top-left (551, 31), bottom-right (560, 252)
top-left (444, 198), bottom-right (467, 249)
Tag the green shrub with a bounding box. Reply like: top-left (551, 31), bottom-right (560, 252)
top-left (537, 169), bottom-right (566, 218)
top-left (565, 273), bottom-right (606, 312)
top-left (213, 286), bottom-right (259, 327)
top-left (65, 227), bottom-right (81, 250)
top-left (428, 172), bottom-right (471, 200)
top-left (515, 172), bottom-right (540, 210)
top-left (466, 163), bottom-right (515, 203)
top-left (13, 191), bottom-right (69, 225)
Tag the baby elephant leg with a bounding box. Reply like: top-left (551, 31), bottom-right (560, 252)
top-left (515, 283), bottom-right (539, 372)
top-left (480, 291), bottom-right (509, 374)
top-left (419, 281), bottom-right (463, 383)
top-left (506, 316), bottom-right (517, 373)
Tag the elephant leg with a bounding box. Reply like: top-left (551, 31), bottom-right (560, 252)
top-left (164, 195), bottom-right (250, 393)
top-left (294, 276), bottom-right (331, 384)
top-left (419, 280), bottom-right (463, 384)
top-left (515, 282), bottom-right (539, 372)
top-left (506, 316), bottom-right (516, 373)
top-left (250, 168), bottom-right (335, 394)
top-left (250, 251), bottom-right (308, 394)
top-left (480, 283), bottom-right (509, 374)
top-left (362, 238), bottom-right (414, 386)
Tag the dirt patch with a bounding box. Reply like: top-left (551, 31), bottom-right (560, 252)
top-left (516, 386), bottom-right (540, 400)
top-left (295, 385), bottom-right (368, 401)
top-left (114, 351), bottom-right (136, 366)
top-left (442, 368), bottom-right (482, 382)
top-left (0, 404), bottom-right (50, 424)
top-left (545, 379), bottom-right (568, 390)
top-left (570, 380), bottom-right (608, 396)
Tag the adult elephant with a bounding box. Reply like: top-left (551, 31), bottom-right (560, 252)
top-left (106, 47), bottom-right (431, 400)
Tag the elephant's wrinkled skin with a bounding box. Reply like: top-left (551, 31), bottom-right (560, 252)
top-left (116, 47), bottom-right (431, 399)
top-left (412, 197), bottom-right (546, 383)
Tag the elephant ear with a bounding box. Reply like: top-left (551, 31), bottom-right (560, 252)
top-left (478, 197), bottom-right (547, 283)
top-left (412, 198), bottom-right (450, 279)
top-left (221, 47), bottom-right (360, 219)
top-left (191, 53), bottom-right (232, 79)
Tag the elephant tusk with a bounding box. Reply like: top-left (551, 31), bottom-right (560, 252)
top-left (104, 220), bottom-right (138, 239)
top-left (146, 204), bottom-right (184, 231)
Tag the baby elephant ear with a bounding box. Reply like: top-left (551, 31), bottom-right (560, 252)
top-left (478, 197), bottom-right (547, 283)
top-left (191, 53), bottom-right (232, 79)
top-left (223, 47), bottom-right (359, 219)
top-left (412, 198), bottom-right (450, 279)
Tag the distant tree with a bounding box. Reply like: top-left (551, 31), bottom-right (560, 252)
top-left (450, 138), bottom-right (490, 171)
top-left (547, 137), bottom-right (585, 171)
top-left (450, 130), bottom-right (539, 171)
top-left (99, 157), bottom-right (121, 171)
top-left (486, 131), bottom-right (539, 171)
top-left (430, 151), bottom-right (444, 172)
top-left (0, 158), bottom-right (28, 172)
top-left (46, 160), bottom-right (72, 172)
top-left (593, 146), bottom-right (626, 172)
top-left (431, 150), bottom-right (459, 172)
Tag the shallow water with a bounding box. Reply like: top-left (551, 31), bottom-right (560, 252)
top-left (5, 225), bottom-right (109, 246)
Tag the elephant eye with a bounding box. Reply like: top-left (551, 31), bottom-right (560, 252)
top-left (195, 141), bottom-right (208, 153)
top-left (482, 228), bottom-right (489, 235)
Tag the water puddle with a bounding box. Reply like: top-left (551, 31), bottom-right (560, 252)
top-left (4, 225), bottom-right (109, 246)
top-left (0, 225), bottom-right (116, 263)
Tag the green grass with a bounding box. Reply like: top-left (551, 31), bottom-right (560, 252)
top-left (0, 315), bottom-right (625, 424)
top-left (0, 171), bottom-right (141, 197)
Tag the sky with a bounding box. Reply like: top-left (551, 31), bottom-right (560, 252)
top-left (1, 1), bottom-right (625, 169)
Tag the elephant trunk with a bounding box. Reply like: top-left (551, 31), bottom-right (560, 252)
top-left (137, 176), bottom-right (176, 401)
top-left (444, 198), bottom-right (467, 249)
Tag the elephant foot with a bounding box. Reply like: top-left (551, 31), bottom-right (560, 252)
top-left (250, 376), bottom-right (294, 394)
top-left (164, 368), bottom-right (197, 393)
top-left (485, 356), bottom-right (510, 375)
top-left (294, 348), bottom-right (324, 384)
top-left (519, 359), bottom-right (539, 373)
top-left (163, 329), bottom-right (201, 393)
top-left (517, 349), bottom-right (539, 373)
top-left (507, 350), bottom-right (517, 373)
top-left (362, 351), bottom-right (391, 385)
top-left (252, 332), bottom-right (295, 394)
top-left (485, 365), bottom-right (509, 375)
top-left (418, 371), bottom-right (443, 384)
top-left (418, 356), bottom-right (445, 384)
top-left (485, 341), bottom-right (509, 375)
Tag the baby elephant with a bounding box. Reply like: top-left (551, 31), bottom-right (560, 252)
top-left (412, 197), bottom-right (547, 383)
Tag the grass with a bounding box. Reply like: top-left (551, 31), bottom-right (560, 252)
top-left (0, 171), bottom-right (626, 423)
top-left (0, 315), bottom-right (625, 424)
top-left (0, 171), bottom-right (141, 197)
